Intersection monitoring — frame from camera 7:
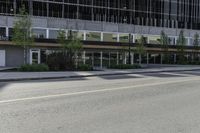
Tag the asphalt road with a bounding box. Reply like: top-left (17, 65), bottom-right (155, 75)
top-left (1, 70), bottom-right (200, 133)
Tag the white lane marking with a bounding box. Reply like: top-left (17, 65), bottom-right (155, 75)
top-left (0, 77), bottom-right (199, 104)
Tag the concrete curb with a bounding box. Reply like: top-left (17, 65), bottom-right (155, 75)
top-left (0, 68), bottom-right (200, 82)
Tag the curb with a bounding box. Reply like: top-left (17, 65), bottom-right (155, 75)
top-left (0, 68), bottom-right (200, 82)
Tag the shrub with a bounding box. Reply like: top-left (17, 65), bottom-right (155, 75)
top-left (77, 64), bottom-right (93, 71)
top-left (46, 52), bottom-right (66, 71)
top-left (19, 64), bottom-right (49, 72)
top-left (109, 64), bottom-right (141, 69)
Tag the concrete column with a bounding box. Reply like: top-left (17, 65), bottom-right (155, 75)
top-left (100, 51), bottom-right (103, 69)
top-left (101, 32), bottom-right (103, 41)
top-left (46, 29), bottom-right (49, 39)
top-left (117, 34), bottom-right (120, 42)
top-left (83, 51), bottom-right (86, 65)
top-left (117, 52), bottom-right (119, 65)
top-left (6, 27), bottom-right (9, 37)
top-left (147, 53), bottom-right (149, 64)
top-left (83, 31), bottom-right (86, 40)
top-left (124, 53), bottom-right (127, 64)
top-left (160, 54), bottom-right (163, 64)
top-left (132, 34), bottom-right (135, 43)
top-left (131, 52), bottom-right (134, 65)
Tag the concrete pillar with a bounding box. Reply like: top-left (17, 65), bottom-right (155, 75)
top-left (124, 53), bottom-right (127, 64)
top-left (6, 27), bottom-right (9, 37)
top-left (101, 32), bottom-right (103, 41)
top-left (160, 54), bottom-right (163, 64)
top-left (46, 29), bottom-right (49, 39)
top-left (100, 51), bottom-right (103, 69)
top-left (83, 51), bottom-right (86, 65)
top-left (117, 52), bottom-right (119, 65)
top-left (131, 52), bottom-right (134, 65)
top-left (132, 34), bottom-right (135, 43)
top-left (117, 34), bottom-right (120, 42)
top-left (83, 31), bottom-right (86, 40)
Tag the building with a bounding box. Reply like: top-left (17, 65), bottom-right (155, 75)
top-left (0, 0), bottom-right (200, 67)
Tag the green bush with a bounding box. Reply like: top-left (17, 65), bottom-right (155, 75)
top-left (19, 64), bottom-right (49, 72)
top-left (109, 64), bottom-right (141, 69)
top-left (77, 64), bottom-right (93, 71)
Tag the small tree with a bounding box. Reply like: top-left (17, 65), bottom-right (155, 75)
top-left (176, 30), bottom-right (186, 64)
top-left (57, 30), bottom-right (83, 70)
top-left (193, 33), bottom-right (200, 62)
top-left (135, 35), bottom-right (146, 64)
top-left (160, 31), bottom-right (170, 64)
top-left (12, 5), bottom-right (34, 64)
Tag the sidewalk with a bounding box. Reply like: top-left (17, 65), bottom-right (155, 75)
top-left (0, 66), bottom-right (200, 82)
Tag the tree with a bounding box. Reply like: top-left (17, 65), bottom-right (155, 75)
top-left (160, 31), bottom-right (170, 64)
top-left (176, 30), bottom-right (186, 64)
top-left (57, 30), bottom-right (83, 70)
top-left (135, 35), bottom-right (146, 64)
top-left (12, 5), bottom-right (34, 64)
top-left (193, 33), bottom-right (200, 62)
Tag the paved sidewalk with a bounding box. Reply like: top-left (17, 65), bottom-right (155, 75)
top-left (0, 66), bottom-right (200, 81)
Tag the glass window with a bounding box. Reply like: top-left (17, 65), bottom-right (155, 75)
top-left (49, 30), bottom-right (59, 39)
top-left (148, 35), bottom-right (160, 44)
top-left (0, 27), bottom-right (6, 40)
top-left (0, 0), bottom-right (14, 14)
top-left (49, 3), bottom-right (62, 18)
top-left (71, 31), bottom-right (84, 40)
top-left (32, 29), bottom-right (46, 39)
top-left (135, 35), bottom-right (147, 44)
top-left (103, 33), bottom-right (118, 42)
top-left (86, 32), bottom-right (101, 41)
top-left (169, 37), bottom-right (176, 45)
top-left (33, 1), bottom-right (47, 17)
top-left (119, 34), bottom-right (130, 43)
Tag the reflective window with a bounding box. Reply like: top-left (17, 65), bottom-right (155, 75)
top-left (86, 32), bottom-right (101, 41)
top-left (49, 30), bottom-right (59, 39)
top-left (71, 31), bottom-right (84, 40)
top-left (135, 35), bottom-right (147, 43)
top-left (119, 34), bottom-right (130, 43)
top-left (0, 27), bottom-right (6, 40)
top-left (103, 33), bottom-right (118, 42)
top-left (148, 36), bottom-right (160, 44)
top-left (169, 37), bottom-right (176, 45)
top-left (32, 29), bottom-right (46, 38)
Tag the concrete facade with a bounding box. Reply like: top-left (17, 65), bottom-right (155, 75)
top-left (1, 16), bottom-right (200, 38)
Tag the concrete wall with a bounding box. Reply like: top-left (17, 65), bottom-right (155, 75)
top-left (1, 16), bottom-right (200, 37)
top-left (0, 45), bottom-right (24, 67)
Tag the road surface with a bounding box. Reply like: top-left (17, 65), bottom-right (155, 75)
top-left (1, 70), bottom-right (200, 133)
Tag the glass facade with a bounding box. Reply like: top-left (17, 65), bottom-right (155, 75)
top-left (1, 0), bottom-right (200, 30)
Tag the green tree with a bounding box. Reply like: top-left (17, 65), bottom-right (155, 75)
top-left (12, 5), bottom-right (34, 64)
top-left (160, 31), bottom-right (170, 64)
top-left (193, 33), bottom-right (200, 62)
top-left (57, 30), bottom-right (83, 70)
top-left (135, 35), bottom-right (146, 64)
top-left (176, 30), bottom-right (186, 64)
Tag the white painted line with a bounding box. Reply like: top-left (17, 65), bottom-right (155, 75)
top-left (0, 77), bottom-right (199, 104)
